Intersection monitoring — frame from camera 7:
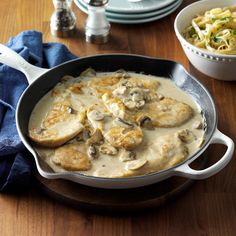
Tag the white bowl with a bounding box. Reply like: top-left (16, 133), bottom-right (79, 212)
top-left (174, 0), bottom-right (236, 81)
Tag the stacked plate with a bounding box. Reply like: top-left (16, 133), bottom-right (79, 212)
top-left (74, 0), bottom-right (183, 24)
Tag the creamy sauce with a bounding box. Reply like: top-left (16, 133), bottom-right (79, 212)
top-left (29, 70), bottom-right (205, 178)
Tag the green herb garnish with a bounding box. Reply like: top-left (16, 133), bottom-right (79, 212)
top-left (232, 30), bottom-right (236, 35)
top-left (189, 27), bottom-right (197, 37)
top-left (213, 37), bottom-right (222, 43)
top-left (220, 16), bottom-right (232, 21)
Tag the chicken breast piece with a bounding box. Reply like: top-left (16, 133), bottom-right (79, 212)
top-left (104, 126), bottom-right (143, 150)
top-left (51, 143), bottom-right (91, 171)
top-left (29, 98), bottom-right (84, 147)
top-left (152, 133), bottom-right (189, 168)
top-left (118, 76), bottom-right (160, 91)
top-left (134, 133), bottom-right (189, 174)
top-left (150, 98), bottom-right (194, 127)
top-left (132, 97), bottom-right (193, 128)
top-left (102, 92), bottom-right (126, 119)
top-left (87, 75), bottom-right (121, 97)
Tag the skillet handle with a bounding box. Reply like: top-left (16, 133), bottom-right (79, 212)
top-left (173, 129), bottom-right (234, 179)
top-left (0, 44), bottom-right (48, 84)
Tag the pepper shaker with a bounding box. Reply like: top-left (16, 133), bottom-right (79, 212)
top-left (50, 0), bottom-right (76, 37)
top-left (84, 0), bottom-right (110, 44)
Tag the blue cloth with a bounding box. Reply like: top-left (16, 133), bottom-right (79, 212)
top-left (0, 30), bottom-right (77, 192)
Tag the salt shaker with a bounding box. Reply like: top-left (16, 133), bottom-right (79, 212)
top-left (84, 0), bottom-right (110, 44)
top-left (50, 0), bottom-right (76, 37)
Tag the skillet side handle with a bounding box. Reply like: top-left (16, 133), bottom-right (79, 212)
top-left (0, 44), bottom-right (49, 84)
top-left (173, 129), bottom-right (234, 179)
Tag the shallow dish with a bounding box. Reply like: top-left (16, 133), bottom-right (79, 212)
top-left (174, 0), bottom-right (236, 81)
top-left (0, 44), bottom-right (234, 189)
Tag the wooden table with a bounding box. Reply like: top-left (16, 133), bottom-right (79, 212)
top-left (1, 0), bottom-right (236, 235)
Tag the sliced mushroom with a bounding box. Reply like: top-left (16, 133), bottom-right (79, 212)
top-left (87, 106), bottom-right (105, 131)
top-left (131, 92), bottom-right (143, 102)
top-left (137, 115), bottom-right (154, 129)
top-left (192, 120), bottom-right (203, 129)
top-left (75, 130), bottom-right (83, 142)
top-left (86, 129), bottom-right (103, 145)
top-left (60, 75), bottom-right (75, 82)
top-left (123, 99), bottom-right (136, 109)
top-left (88, 110), bottom-right (104, 121)
top-left (113, 118), bottom-right (134, 128)
top-left (82, 129), bottom-right (91, 140)
top-left (80, 67), bottom-right (96, 77)
top-left (112, 85), bottom-right (127, 96)
top-left (87, 145), bottom-right (99, 159)
top-left (124, 90), bottom-right (146, 109)
top-left (121, 80), bottom-right (128, 86)
top-left (119, 150), bottom-right (136, 162)
top-left (75, 128), bottom-right (93, 142)
top-left (130, 88), bottom-right (145, 101)
top-left (126, 158), bottom-right (147, 170)
top-left (143, 89), bottom-right (152, 102)
top-left (177, 129), bottom-right (196, 143)
top-left (158, 94), bottom-right (164, 101)
top-left (135, 100), bottom-right (145, 109)
top-left (99, 143), bottom-right (118, 156)
top-left (68, 106), bottom-right (78, 115)
top-left (114, 69), bottom-right (130, 79)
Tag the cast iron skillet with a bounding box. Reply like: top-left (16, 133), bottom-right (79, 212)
top-left (0, 44), bottom-right (234, 189)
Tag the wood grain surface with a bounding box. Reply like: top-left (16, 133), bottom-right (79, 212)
top-left (1, 0), bottom-right (236, 235)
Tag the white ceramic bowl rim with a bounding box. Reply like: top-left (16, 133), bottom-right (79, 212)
top-left (174, 0), bottom-right (236, 60)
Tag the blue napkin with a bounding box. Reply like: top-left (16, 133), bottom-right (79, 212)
top-left (0, 30), bottom-right (77, 192)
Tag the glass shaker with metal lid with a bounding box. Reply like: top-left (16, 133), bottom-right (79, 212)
top-left (50, 0), bottom-right (76, 37)
top-left (84, 0), bottom-right (110, 43)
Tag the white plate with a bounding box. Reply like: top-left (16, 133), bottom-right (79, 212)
top-left (75, 0), bottom-right (182, 24)
top-left (76, 0), bottom-right (181, 19)
top-left (77, 0), bottom-right (177, 14)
